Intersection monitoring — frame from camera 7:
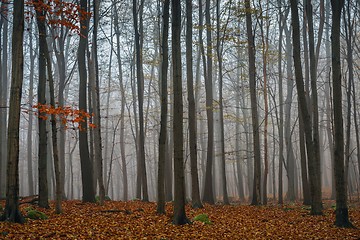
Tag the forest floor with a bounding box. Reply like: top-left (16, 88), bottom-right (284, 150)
top-left (0, 198), bottom-right (360, 239)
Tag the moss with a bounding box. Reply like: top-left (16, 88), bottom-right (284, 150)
top-left (95, 195), bottom-right (112, 203)
top-left (193, 214), bottom-right (212, 224)
top-left (26, 210), bottom-right (48, 220)
top-left (24, 206), bottom-right (34, 212)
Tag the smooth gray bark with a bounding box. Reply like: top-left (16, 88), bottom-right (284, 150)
top-left (157, 0), bottom-right (169, 214)
top-left (172, 0), bottom-right (190, 225)
top-left (78, 0), bottom-right (96, 203)
top-left (0, 0), bottom-right (25, 223)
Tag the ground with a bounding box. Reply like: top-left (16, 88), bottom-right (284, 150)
top-left (0, 199), bottom-right (359, 239)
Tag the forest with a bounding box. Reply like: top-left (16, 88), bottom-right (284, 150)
top-left (0, 0), bottom-right (360, 238)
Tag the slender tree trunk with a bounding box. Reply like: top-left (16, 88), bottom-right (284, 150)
top-left (186, 0), bottom-right (203, 209)
top-left (52, 15), bottom-right (67, 200)
top-left (343, 0), bottom-right (355, 203)
top-left (27, 19), bottom-right (35, 196)
top-left (260, 0), bottom-right (270, 205)
top-left (37, 4), bottom-right (63, 211)
top-left (284, 23), bottom-right (296, 202)
top-left (216, 0), bottom-right (229, 205)
top-left (324, 0), bottom-right (336, 200)
top-left (46, 43), bottom-right (62, 214)
top-left (331, 0), bottom-right (353, 228)
top-left (35, 0), bottom-right (49, 208)
top-left (290, 0), bottom-right (322, 215)
top-left (78, 0), bottom-right (96, 203)
top-left (236, 61), bottom-right (245, 202)
top-left (113, 0), bottom-right (128, 202)
top-left (306, 0), bottom-right (322, 212)
top-left (278, 0), bottom-right (284, 204)
top-left (197, 0), bottom-right (207, 190)
top-left (172, 0), bottom-right (189, 225)
top-left (299, 106), bottom-right (311, 205)
top-left (245, 0), bottom-right (261, 206)
top-left (91, 0), bottom-right (106, 205)
top-left (0, 0), bottom-right (8, 198)
top-left (0, 0), bottom-right (25, 223)
top-left (157, 0), bottom-right (170, 214)
top-left (202, 0), bottom-right (215, 205)
top-left (133, 0), bottom-right (148, 202)
top-left (277, 0), bottom-right (284, 204)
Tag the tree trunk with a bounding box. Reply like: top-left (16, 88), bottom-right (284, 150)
top-left (133, 0), bottom-right (148, 202)
top-left (260, 0), bottom-right (270, 205)
top-left (284, 22), bottom-right (296, 202)
top-left (277, 0), bottom-right (284, 204)
top-left (113, 0), bottom-right (128, 202)
top-left (290, 0), bottom-right (322, 215)
top-left (0, 0), bottom-right (8, 198)
top-left (202, 0), bottom-right (215, 205)
top-left (35, 0), bottom-right (49, 209)
top-left (91, 0), bottom-right (106, 206)
top-left (78, 0), bottom-right (96, 203)
top-left (27, 19), bottom-right (35, 196)
top-left (172, 0), bottom-right (190, 225)
top-left (245, 0), bottom-right (261, 206)
top-left (343, 0), bottom-right (355, 205)
top-left (0, 0), bottom-right (25, 223)
top-left (157, 0), bottom-right (170, 214)
top-left (187, 0), bottom-right (203, 209)
top-left (324, 0), bottom-right (336, 200)
top-left (236, 60), bottom-right (245, 202)
top-left (46, 43), bottom-right (62, 214)
top-left (331, 0), bottom-right (353, 228)
top-left (305, 0), bottom-right (322, 213)
top-left (298, 109), bottom-right (311, 205)
top-left (52, 15), bottom-right (67, 200)
top-left (36, 2), bottom-right (63, 212)
top-left (216, 0), bottom-right (229, 205)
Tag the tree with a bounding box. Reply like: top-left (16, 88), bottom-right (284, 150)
top-left (46, 40), bottom-right (62, 214)
top-left (49, 0), bottom-right (69, 200)
top-left (202, 0), bottom-right (215, 205)
top-left (78, 0), bottom-right (96, 203)
top-left (245, 0), bottom-right (261, 206)
top-left (305, 0), bottom-right (322, 211)
top-left (157, 0), bottom-right (170, 214)
top-left (35, 0), bottom-right (63, 213)
top-left (187, 0), bottom-right (203, 209)
top-left (289, 0), bottom-right (322, 215)
top-left (35, 0), bottom-right (49, 209)
top-left (113, 0), bottom-right (128, 202)
top-left (90, 0), bottom-right (105, 206)
top-left (172, 0), bottom-right (189, 225)
top-left (0, 0), bottom-right (9, 198)
top-left (276, 0), bottom-right (284, 205)
top-left (330, 0), bottom-right (353, 228)
top-left (0, 0), bottom-right (25, 223)
top-left (259, 0), bottom-right (270, 205)
top-left (216, 0), bottom-right (229, 205)
top-left (27, 19), bottom-right (35, 196)
top-left (133, 0), bottom-right (149, 202)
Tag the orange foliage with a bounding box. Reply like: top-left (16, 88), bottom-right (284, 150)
top-left (33, 103), bottom-right (95, 131)
top-left (0, 200), bottom-right (359, 239)
top-left (26, 0), bottom-right (92, 35)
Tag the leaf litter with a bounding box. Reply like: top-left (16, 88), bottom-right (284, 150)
top-left (0, 200), bottom-right (359, 239)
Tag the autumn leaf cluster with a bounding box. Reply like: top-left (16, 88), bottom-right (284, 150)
top-left (25, 0), bottom-right (91, 34)
top-left (0, 200), bottom-right (359, 239)
top-left (33, 103), bottom-right (96, 131)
